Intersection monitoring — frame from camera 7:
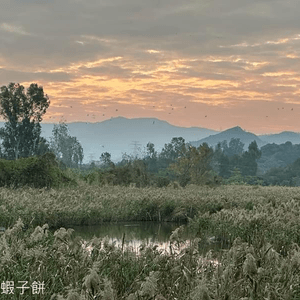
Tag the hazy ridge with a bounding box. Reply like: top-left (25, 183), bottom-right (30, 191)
top-left (1, 117), bottom-right (299, 163)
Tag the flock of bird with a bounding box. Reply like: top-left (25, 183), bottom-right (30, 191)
top-left (46, 102), bottom-right (296, 159)
top-left (49, 102), bottom-right (295, 124)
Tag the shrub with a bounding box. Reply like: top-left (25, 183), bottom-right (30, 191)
top-left (0, 153), bottom-right (76, 188)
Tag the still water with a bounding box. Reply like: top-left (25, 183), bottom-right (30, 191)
top-left (70, 222), bottom-right (224, 254)
top-left (72, 222), bottom-right (188, 253)
top-left (71, 222), bottom-right (185, 242)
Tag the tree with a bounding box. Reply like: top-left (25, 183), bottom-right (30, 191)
top-left (170, 143), bottom-right (214, 186)
top-left (146, 142), bottom-right (157, 160)
top-left (227, 138), bottom-right (244, 157)
top-left (239, 141), bottom-right (261, 176)
top-left (159, 137), bottom-right (186, 170)
top-left (226, 167), bottom-right (245, 185)
top-left (50, 122), bottom-right (84, 168)
top-left (0, 82), bottom-right (50, 159)
top-left (190, 143), bottom-right (214, 184)
top-left (145, 142), bottom-right (158, 173)
top-left (100, 152), bottom-right (114, 169)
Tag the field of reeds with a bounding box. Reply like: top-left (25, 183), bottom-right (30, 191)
top-left (1, 184), bottom-right (300, 299)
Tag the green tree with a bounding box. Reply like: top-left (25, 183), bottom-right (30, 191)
top-left (170, 143), bottom-right (213, 186)
top-left (50, 122), bottom-right (84, 168)
top-left (160, 137), bottom-right (186, 161)
top-left (100, 152), bottom-right (114, 169)
top-left (239, 141), bottom-right (261, 176)
top-left (227, 138), bottom-right (244, 157)
top-left (146, 142), bottom-right (157, 160)
top-left (226, 167), bottom-right (245, 185)
top-left (190, 143), bottom-right (214, 184)
top-left (0, 82), bottom-right (50, 159)
top-left (159, 137), bottom-right (186, 170)
top-left (145, 142), bottom-right (157, 173)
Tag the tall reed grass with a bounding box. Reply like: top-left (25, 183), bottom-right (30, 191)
top-left (1, 184), bottom-right (300, 252)
top-left (1, 219), bottom-right (300, 299)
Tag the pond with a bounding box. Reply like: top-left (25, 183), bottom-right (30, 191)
top-left (72, 221), bottom-right (185, 241)
top-left (70, 221), bottom-right (226, 254)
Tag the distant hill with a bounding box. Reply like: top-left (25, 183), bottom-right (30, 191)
top-left (190, 126), bottom-right (265, 150)
top-left (259, 131), bottom-right (300, 145)
top-left (36, 117), bottom-right (218, 163)
top-left (1, 118), bottom-right (300, 165)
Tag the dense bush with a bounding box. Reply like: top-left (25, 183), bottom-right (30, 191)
top-left (83, 164), bottom-right (171, 188)
top-left (0, 153), bottom-right (76, 188)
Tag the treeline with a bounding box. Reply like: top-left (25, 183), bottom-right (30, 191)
top-left (258, 141), bottom-right (300, 172)
top-left (83, 136), bottom-right (300, 188)
top-left (1, 82), bottom-right (300, 188)
top-left (83, 137), bottom-right (260, 187)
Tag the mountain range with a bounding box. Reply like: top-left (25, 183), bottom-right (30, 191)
top-left (0, 117), bottom-right (299, 163)
top-left (38, 117), bottom-right (218, 163)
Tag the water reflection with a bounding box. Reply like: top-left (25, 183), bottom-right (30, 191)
top-left (72, 222), bottom-right (186, 243)
top-left (72, 222), bottom-right (189, 254)
top-left (72, 222), bottom-right (226, 255)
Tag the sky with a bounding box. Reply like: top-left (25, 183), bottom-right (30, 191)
top-left (1, 0), bottom-right (300, 134)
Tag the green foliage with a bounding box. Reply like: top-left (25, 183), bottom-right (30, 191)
top-left (169, 143), bottom-right (214, 186)
top-left (50, 122), bottom-right (84, 168)
top-left (100, 152), bottom-right (114, 169)
top-left (224, 138), bottom-right (245, 157)
top-left (0, 82), bottom-right (50, 159)
top-left (258, 141), bottom-right (300, 173)
top-left (0, 153), bottom-right (75, 189)
top-left (263, 157), bottom-right (300, 186)
top-left (225, 168), bottom-right (245, 185)
top-left (84, 160), bottom-right (161, 188)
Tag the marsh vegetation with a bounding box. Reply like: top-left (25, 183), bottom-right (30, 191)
top-left (1, 184), bottom-right (300, 299)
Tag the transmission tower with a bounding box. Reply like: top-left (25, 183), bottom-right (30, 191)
top-left (130, 141), bottom-right (142, 158)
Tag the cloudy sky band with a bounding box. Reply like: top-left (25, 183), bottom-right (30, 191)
top-left (0, 0), bottom-right (299, 133)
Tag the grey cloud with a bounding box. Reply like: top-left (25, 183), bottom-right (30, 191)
top-left (79, 64), bottom-right (133, 79)
top-left (61, 86), bottom-right (111, 95)
top-left (0, 69), bottom-right (71, 86)
top-left (0, 33), bottom-right (110, 70)
top-left (177, 70), bottom-right (239, 81)
top-left (0, 0), bottom-right (300, 81)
